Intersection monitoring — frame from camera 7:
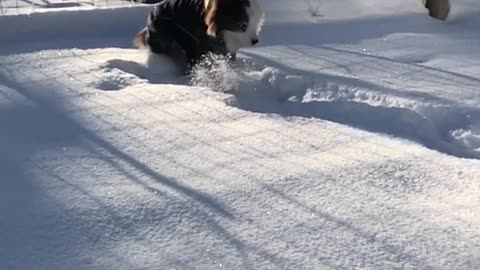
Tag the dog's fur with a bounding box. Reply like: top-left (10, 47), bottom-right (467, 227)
top-left (133, 0), bottom-right (265, 72)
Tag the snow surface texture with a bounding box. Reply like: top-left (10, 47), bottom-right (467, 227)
top-left (1, 0), bottom-right (480, 270)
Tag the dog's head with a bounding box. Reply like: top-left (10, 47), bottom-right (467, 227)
top-left (204, 0), bottom-right (265, 54)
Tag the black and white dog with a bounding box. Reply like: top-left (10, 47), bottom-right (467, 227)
top-left (133, 0), bottom-right (265, 73)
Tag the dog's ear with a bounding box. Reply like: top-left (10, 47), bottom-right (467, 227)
top-left (204, 0), bottom-right (219, 37)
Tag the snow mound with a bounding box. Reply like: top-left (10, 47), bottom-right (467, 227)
top-left (90, 51), bottom-right (188, 90)
top-left (91, 66), bottom-right (146, 91)
top-left (451, 125), bottom-right (480, 152)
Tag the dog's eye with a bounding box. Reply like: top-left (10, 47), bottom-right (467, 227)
top-left (239, 22), bottom-right (248, 31)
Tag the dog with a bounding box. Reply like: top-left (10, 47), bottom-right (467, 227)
top-left (133, 0), bottom-right (265, 73)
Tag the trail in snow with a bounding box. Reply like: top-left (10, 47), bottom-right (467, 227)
top-left (184, 52), bottom-right (480, 159)
top-left (76, 38), bottom-right (480, 160)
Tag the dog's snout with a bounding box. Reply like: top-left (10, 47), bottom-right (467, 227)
top-left (251, 38), bottom-right (259, 45)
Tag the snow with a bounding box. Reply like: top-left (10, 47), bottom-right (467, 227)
top-left (0, 0), bottom-right (135, 15)
top-left (1, 0), bottom-right (480, 269)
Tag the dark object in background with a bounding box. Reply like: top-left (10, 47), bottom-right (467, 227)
top-left (423, 0), bottom-right (451, 20)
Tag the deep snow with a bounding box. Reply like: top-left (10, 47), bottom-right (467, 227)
top-left (1, 0), bottom-right (480, 269)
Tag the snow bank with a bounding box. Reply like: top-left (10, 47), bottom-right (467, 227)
top-left (0, 5), bottom-right (151, 43)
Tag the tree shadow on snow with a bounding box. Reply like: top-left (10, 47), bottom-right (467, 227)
top-left (260, 183), bottom-right (441, 270)
top-left (0, 68), bottom-right (234, 269)
top-left (0, 64), bottom-right (307, 270)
